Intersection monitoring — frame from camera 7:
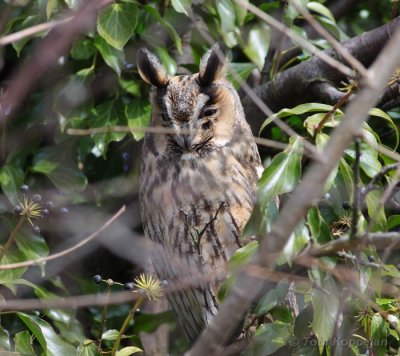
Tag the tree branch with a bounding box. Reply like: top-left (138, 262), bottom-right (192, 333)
top-left (243, 17), bottom-right (400, 130)
top-left (187, 22), bottom-right (400, 356)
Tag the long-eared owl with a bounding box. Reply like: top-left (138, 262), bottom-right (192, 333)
top-left (138, 44), bottom-right (263, 343)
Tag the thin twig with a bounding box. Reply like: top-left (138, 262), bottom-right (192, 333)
top-left (350, 139), bottom-right (361, 240)
top-left (361, 163), bottom-right (400, 199)
top-left (0, 205), bottom-right (126, 270)
top-left (111, 297), bottom-right (144, 356)
top-left (67, 126), bottom-right (290, 152)
top-left (97, 284), bottom-right (112, 350)
top-left (234, 0), bottom-right (355, 78)
top-left (289, 0), bottom-right (368, 77)
top-left (0, 216), bottom-right (26, 263)
top-left (0, 17), bottom-right (73, 46)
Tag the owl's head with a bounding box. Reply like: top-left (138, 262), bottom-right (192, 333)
top-left (137, 44), bottom-right (246, 157)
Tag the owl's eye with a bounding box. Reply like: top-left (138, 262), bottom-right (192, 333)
top-left (202, 108), bottom-right (217, 117)
top-left (202, 121), bottom-right (212, 130)
top-left (161, 113), bottom-right (169, 121)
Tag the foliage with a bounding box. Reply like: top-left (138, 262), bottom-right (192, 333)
top-left (0, 0), bottom-right (399, 355)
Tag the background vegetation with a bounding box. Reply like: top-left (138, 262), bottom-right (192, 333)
top-left (0, 0), bottom-right (400, 355)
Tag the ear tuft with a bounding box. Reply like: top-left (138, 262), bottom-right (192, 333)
top-left (198, 43), bottom-right (227, 86)
top-left (137, 48), bottom-right (169, 87)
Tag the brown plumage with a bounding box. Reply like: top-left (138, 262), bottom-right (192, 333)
top-left (138, 44), bottom-right (263, 343)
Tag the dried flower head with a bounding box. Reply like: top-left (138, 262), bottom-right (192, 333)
top-left (134, 274), bottom-right (163, 301)
top-left (388, 66), bottom-right (400, 87)
top-left (17, 195), bottom-right (43, 225)
top-left (339, 79), bottom-right (359, 93)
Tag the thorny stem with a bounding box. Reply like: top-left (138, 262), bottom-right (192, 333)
top-left (97, 284), bottom-right (111, 350)
top-left (111, 296), bottom-right (144, 356)
top-left (0, 216), bottom-right (26, 263)
top-left (350, 139), bottom-right (361, 240)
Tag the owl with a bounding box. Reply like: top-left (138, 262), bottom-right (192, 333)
top-left (138, 44), bottom-right (263, 344)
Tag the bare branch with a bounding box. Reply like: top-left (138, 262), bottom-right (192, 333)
top-left (0, 205), bottom-right (126, 270)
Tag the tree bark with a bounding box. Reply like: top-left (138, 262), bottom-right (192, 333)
top-left (243, 16), bottom-right (400, 131)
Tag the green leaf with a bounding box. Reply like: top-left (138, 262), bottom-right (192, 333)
top-left (370, 313), bottom-right (387, 356)
top-left (369, 108), bottom-right (399, 150)
top-left (0, 325), bottom-right (10, 351)
top-left (246, 137), bottom-right (303, 235)
top-left (244, 322), bottom-right (291, 356)
top-left (116, 346), bottom-right (143, 356)
top-left (71, 37), bottom-right (96, 60)
top-left (156, 47), bottom-right (177, 76)
top-left (217, 0), bottom-right (238, 47)
top-left (0, 164), bottom-right (24, 204)
top-left (228, 240), bottom-right (258, 270)
top-left (365, 190), bottom-right (387, 232)
top-left (126, 99), bottom-right (151, 141)
top-left (316, 133), bottom-right (338, 192)
top-left (144, 5), bottom-right (182, 53)
top-left (255, 281), bottom-right (289, 316)
top-left (171, 0), bottom-right (191, 16)
top-left (278, 221), bottom-right (310, 264)
top-left (388, 215), bottom-right (400, 230)
top-left (95, 35), bottom-right (125, 76)
top-left (17, 313), bottom-right (76, 356)
top-left (102, 329), bottom-right (120, 341)
top-left (312, 278), bottom-right (339, 343)
top-left (307, 207), bottom-right (332, 244)
top-left (227, 62), bottom-right (256, 89)
top-left (243, 23), bottom-right (271, 70)
top-left (90, 101), bottom-right (126, 157)
top-left (307, 2), bottom-right (335, 22)
top-left (233, 0), bottom-right (248, 25)
top-left (46, 0), bottom-right (58, 19)
top-left (77, 340), bottom-right (101, 356)
top-left (97, 2), bottom-right (138, 50)
top-left (14, 331), bottom-right (35, 355)
top-left (32, 141), bottom-right (87, 193)
top-left (260, 103), bottom-right (336, 134)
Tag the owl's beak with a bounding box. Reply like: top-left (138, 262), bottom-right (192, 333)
top-left (177, 123), bottom-right (193, 151)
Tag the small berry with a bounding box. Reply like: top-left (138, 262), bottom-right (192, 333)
top-left (122, 152), bottom-right (129, 161)
top-left (14, 205), bottom-right (22, 214)
top-left (367, 255), bottom-right (376, 263)
top-left (123, 163), bottom-right (129, 173)
top-left (60, 207), bottom-right (69, 214)
top-left (32, 194), bottom-right (42, 202)
top-left (342, 201), bottom-right (351, 210)
top-left (46, 201), bottom-right (54, 209)
top-left (93, 275), bottom-right (102, 284)
top-left (33, 225), bottom-right (41, 235)
top-left (43, 209), bottom-right (50, 216)
top-left (161, 280), bottom-right (169, 287)
top-left (134, 308), bottom-right (142, 317)
top-left (124, 282), bottom-right (134, 291)
top-left (20, 185), bottom-right (29, 194)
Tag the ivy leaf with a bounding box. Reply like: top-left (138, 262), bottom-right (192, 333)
top-left (243, 23), bottom-right (271, 70)
top-left (365, 190), bottom-right (387, 232)
top-left (244, 322), bottom-right (291, 355)
top-left (97, 2), bottom-right (138, 50)
top-left (307, 2), bottom-right (335, 22)
top-left (171, 0), bottom-right (191, 16)
top-left (227, 62), bottom-right (256, 89)
top-left (102, 329), bottom-right (120, 341)
top-left (126, 99), bottom-right (151, 141)
top-left (77, 340), bottom-right (101, 356)
top-left (90, 101), bottom-right (126, 157)
top-left (116, 346), bottom-right (143, 356)
top-left (369, 108), bottom-right (399, 150)
top-left (278, 221), bottom-right (310, 264)
top-left (71, 37), bottom-right (96, 60)
top-left (0, 164), bottom-right (24, 205)
top-left (312, 278), bottom-right (339, 343)
top-left (156, 47), bottom-right (177, 76)
top-left (261, 103), bottom-right (337, 134)
top-left (0, 325), bottom-right (10, 351)
top-left (17, 313), bottom-right (76, 356)
top-left (14, 331), bottom-right (35, 355)
top-left (95, 35), bottom-right (125, 76)
top-left (217, 0), bottom-right (238, 47)
top-left (245, 136), bottom-right (303, 235)
top-left (228, 241), bottom-right (258, 270)
top-left (32, 140), bottom-right (87, 193)
top-left (144, 5), bottom-right (182, 53)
